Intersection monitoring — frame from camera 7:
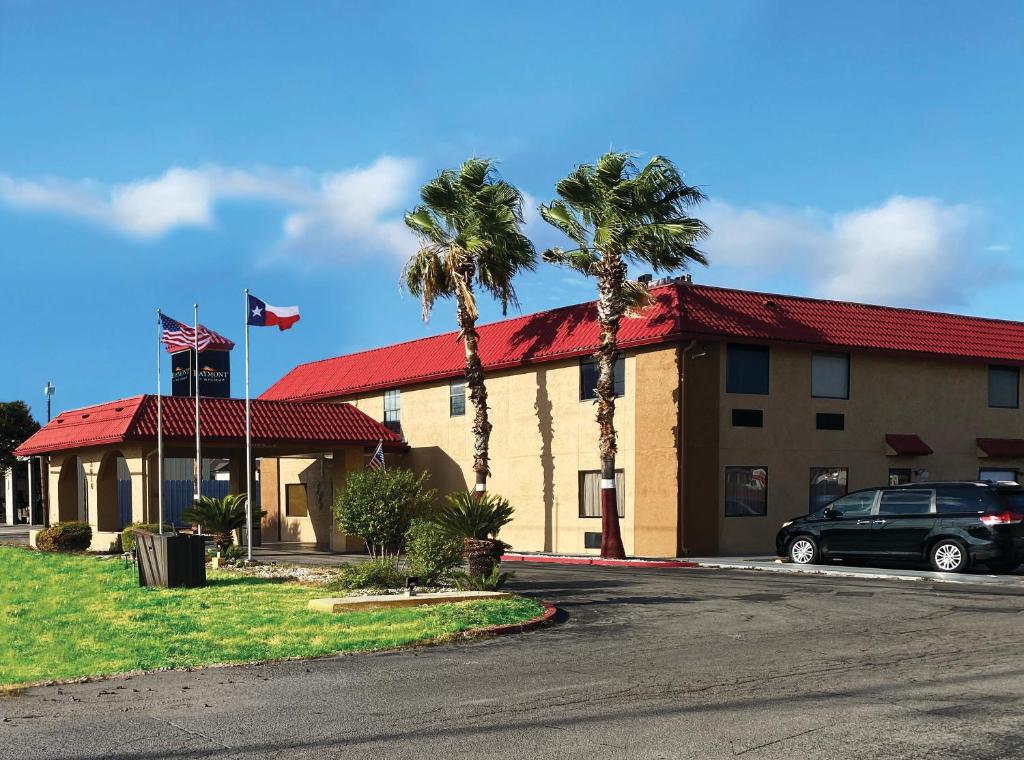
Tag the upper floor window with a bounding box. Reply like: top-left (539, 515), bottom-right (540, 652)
top-left (811, 352), bottom-right (849, 399)
top-left (580, 357), bottom-right (624, 400)
top-left (726, 344), bottom-right (769, 395)
top-left (383, 388), bottom-right (401, 432)
top-left (450, 379), bottom-right (466, 417)
top-left (988, 365), bottom-right (1019, 408)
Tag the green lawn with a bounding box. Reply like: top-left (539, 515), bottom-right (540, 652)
top-left (0, 546), bottom-right (542, 687)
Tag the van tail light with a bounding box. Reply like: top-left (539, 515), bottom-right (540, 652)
top-left (980, 511), bottom-right (1024, 526)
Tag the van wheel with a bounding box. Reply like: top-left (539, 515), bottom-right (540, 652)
top-left (929, 539), bottom-right (969, 573)
top-left (788, 536), bottom-right (819, 565)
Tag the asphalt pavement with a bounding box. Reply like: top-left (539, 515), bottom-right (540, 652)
top-left (2, 563), bottom-right (1023, 759)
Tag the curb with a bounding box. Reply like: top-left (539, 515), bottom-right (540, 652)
top-left (501, 553), bottom-right (697, 569)
top-left (465, 600), bottom-right (558, 637)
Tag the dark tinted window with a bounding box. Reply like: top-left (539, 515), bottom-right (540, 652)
top-left (988, 365), bottom-right (1019, 408)
top-left (724, 466), bottom-right (768, 516)
top-left (825, 490), bottom-right (876, 518)
top-left (732, 409), bottom-right (763, 427)
top-left (726, 344), bottom-right (769, 395)
top-left (816, 413), bottom-right (845, 431)
top-left (935, 486), bottom-right (997, 514)
top-left (580, 357), bottom-right (624, 400)
top-left (811, 352), bottom-right (850, 399)
top-left (889, 468), bottom-right (912, 486)
top-left (809, 467), bottom-right (848, 512)
top-left (996, 488), bottom-right (1024, 512)
top-left (879, 490), bottom-right (933, 515)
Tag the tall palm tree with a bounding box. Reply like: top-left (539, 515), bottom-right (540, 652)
top-left (540, 152), bottom-right (709, 558)
top-left (403, 159), bottom-right (536, 494)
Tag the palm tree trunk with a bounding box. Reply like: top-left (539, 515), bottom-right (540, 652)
top-left (456, 288), bottom-right (491, 496)
top-left (595, 254), bottom-right (627, 559)
top-left (464, 537), bottom-right (496, 577)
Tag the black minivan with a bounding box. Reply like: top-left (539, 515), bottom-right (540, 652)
top-left (775, 481), bottom-right (1024, 573)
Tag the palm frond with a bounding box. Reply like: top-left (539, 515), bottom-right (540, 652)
top-left (541, 247), bottom-right (599, 276)
top-left (539, 201), bottom-right (588, 247)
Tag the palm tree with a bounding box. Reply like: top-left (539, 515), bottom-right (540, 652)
top-left (431, 491), bottom-right (514, 577)
top-left (183, 493), bottom-right (264, 552)
top-left (540, 152), bottom-right (709, 558)
top-left (403, 158), bottom-right (536, 494)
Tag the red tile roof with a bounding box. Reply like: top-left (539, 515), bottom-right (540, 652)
top-left (14, 395), bottom-right (402, 456)
top-left (885, 434), bottom-right (934, 456)
top-left (976, 438), bottom-right (1024, 458)
top-left (262, 281), bottom-right (1024, 402)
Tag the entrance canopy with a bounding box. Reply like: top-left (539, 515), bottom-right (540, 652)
top-left (15, 394), bottom-right (404, 458)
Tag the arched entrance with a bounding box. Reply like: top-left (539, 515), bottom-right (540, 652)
top-left (96, 451), bottom-right (130, 532)
top-left (56, 455), bottom-right (86, 523)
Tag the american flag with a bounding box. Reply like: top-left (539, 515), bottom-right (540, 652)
top-left (160, 313), bottom-right (215, 354)
top-left (368, 440), bottom-right (386, 471)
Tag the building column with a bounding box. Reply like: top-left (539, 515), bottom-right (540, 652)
top-left (330, 446), bottom-right (365, 552)
top-left (26, 458), bottom-right (34, 527)
top-left (123, 447), bottom-right (147, 525)
top-left (3, 467), bottom-right (14, 526)
top-left (78, 453), bottom-right (102, 534)
top-left (47, 456), bottom-right (63, 525)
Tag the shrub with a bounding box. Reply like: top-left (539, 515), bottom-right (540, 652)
top-left (405, 517), bottom-right (464, 584)
top-left (183, 494), bottom-right (265, 552)
top-left (119, 523), bottom-right (162, 552)
top-left (36, 521), bottom-right (92, 552)
top-left (431, 492), bottom-right (514, 577)
top-left (333, 468), bottom-right (436, 559)
top-left (332, 558), bottom-right (407, 591)
top-left (452, 565), bottom-right (514, 591)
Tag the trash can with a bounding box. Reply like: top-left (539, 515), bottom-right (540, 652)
top-left (134, 530), bottom-right (207, 588)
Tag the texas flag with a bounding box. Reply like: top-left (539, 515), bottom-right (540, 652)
top-left (247, 294), bottom-right (300, 331)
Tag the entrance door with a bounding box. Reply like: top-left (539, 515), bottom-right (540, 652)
top-left (818, 490), bottom-right (879, 556)
top-left (872, 489), bottom-right (937, 557)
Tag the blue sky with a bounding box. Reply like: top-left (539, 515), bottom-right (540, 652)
top-left (2, 1), bottom-right (1022, 419)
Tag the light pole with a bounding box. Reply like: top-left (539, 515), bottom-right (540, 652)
top-left (41, 381), bottom-right (55, 525)
top-left (44, 381), bottom-right (54, 422)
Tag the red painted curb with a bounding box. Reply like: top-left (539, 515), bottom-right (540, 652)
top-left (501, 554), bottom-right (697, 569)
top-left (468, 601), bottom-right (558, 638)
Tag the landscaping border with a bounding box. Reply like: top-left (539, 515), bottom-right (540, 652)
top-left (502, 553), bottom-right (697, 569)
top-left (460, 600), bottom-right (558, 637)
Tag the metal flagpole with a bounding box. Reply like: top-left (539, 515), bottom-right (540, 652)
top-left (157, 310), bottom-right (164, 534)
top-left (194, 304), bottom-right (202, 515)
top-left (244, 289), bottom-right (253, 561)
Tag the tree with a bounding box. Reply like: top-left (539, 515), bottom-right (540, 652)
top-left (333, 468), bottom-right (436, 559)
top-left (183, 493), bottom-right (263, 552)
top-left (540, 152), bottom-right (709, 558)
top-left (0, 401), bottom-right (40, 473)
top-left (431, 491), bottom-right (514, 578)
top-left (403, 158), bottom-right (536, 494)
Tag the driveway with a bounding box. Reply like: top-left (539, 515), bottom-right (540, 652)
top-left (1, 564), bottom-right (1022, 759)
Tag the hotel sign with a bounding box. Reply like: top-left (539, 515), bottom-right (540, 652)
top-left (171, 349), bottom-right (231, 398)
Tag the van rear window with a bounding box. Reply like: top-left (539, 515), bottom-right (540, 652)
top-left (997, 490), bottom-right (1024, 511)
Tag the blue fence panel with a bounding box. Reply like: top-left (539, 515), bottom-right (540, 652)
top-left (163, 480), bottom-right (235, 525)
top-left (117, 479), bottom-right (132, 530)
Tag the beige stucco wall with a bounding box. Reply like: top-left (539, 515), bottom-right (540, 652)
top-left (714, 344), bottom-right (1024, 554)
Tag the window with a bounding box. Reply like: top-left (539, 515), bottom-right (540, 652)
top-left (584, 532), bottom-right (602, 549)
top-left (988, 366), bottom-right (1019, 408)
top-left (979, 468), bottom-right (1018, 483)
top-left (878, 489), bottom-right (933, 516)
top-left (578, 470), bottom-right (625, 517)
top-left (731, 409), bottom-right (764, 427)
top-left (812, 352), bottom-right (850, 399)
top-left (823, 490), bottom-right (876, 518)
top-left (935, 486), bottom-right (997, 514)
top-left (889, 468), bottom-right (912, 486)
top-left (580, 357), bottom-right (625, 400)
top-left (285, 483), bottom-right (308, 517)
top-left (383, 388), bottom-right (401, 432)
top-left (726, 344), bottom-right (769, 395)
top-left (724, 466), bottom-right (768, 516)
top-left (816, 412), bottom-right (845, 431)
top-left (450, 379), bottom-right (466, 417)
top-left (809, 467), bottom-right (848, 513)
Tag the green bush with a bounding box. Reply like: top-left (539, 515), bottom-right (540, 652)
top-left (405, 517), bottom-right (464, 584)
top-left (452, 565), bottom-right (514, 591)
top-left (333, 468), bottom-right (436, 559)
top-left (332, 558), bottom-right (407, 591)
top-left (119, 523), bottom-right (162, 552)
top-left (36, 521), bottom-right (92, 553)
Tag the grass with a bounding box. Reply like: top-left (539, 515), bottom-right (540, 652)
top-left (0, 547), bottom-right (543, 687)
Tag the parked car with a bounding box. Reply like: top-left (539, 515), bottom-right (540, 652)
top-left (776, 481), bottom-right (1024, 573)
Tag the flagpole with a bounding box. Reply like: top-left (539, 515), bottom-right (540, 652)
top-left (194, 304), bottom-right (202, 517)
top-left (244, 288), bottom-right (253, 562)
top-left (156, 310), bottom-right (164, 535)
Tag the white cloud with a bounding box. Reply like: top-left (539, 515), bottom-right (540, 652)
top-left (0, 157), bottom-right (418, 261)
top-left (702, 195), bottom-right (992, 308)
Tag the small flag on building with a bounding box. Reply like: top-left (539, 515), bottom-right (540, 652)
top-left (368, 440), bottom-right (386, 471)
top-left (247, 294), bottom-right (300, 331)
top-left (160, 313), bottom-right (218, 354)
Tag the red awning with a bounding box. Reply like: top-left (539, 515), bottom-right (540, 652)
top-left (885, 434), bottom-right (933, 456)
top-left (976, 438), bottom-right (1024, 458)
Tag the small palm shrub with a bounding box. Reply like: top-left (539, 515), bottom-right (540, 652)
top-left (405, 517), bottom-right (464, 584)
top-left (333, 558), bottom-right (407, 591)
top-left (452, 565), bottom-right (513, 591)
top-left (36, 521), bottom-right (92, 552)
top-left (183, 494), bottom-right (265, 552)
top-left (431, 492), bottom-right (514, 577)
top-left (119, 523), bottom-right (163, 552)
